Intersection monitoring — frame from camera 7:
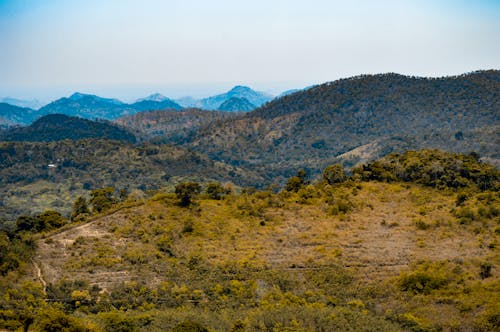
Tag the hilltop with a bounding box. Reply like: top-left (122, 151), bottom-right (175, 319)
top-left (0, 114), bottom-right (137, 143)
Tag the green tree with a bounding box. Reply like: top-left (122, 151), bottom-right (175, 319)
top-left (89, 187), bottom-right (116, 213)
top-left (15, 215), bottom-right (39, 233)
top-left (38, 210), bottom-right (67, 230)
top-left (175, 182), bottom-right (201, 206)
top-left (35, 306), bottom-right (91, 332)
top-left (323, 164), bottom-right (347, 184)
top-left (206, 182), bottom-right (227, 200)
top-left (285, 169), bottom-right (309, 192)
top-left (71, 196), bottom-right (90, 220)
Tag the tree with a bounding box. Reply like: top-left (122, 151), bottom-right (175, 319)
top-left (323, 164), bottom-right (347, 184)
top-left (175, 182), bottom-right (201, 206)
top-left (15, 215), bottom-right (39, 233)
top-left (206, 182), bottom-right (228, 200)
top-left (285, 176), bottom-right (303, 192)
top-left (89, 187), bottom-right (116, 213)
top-left (285, 169), bottom-right (309, 192)
top-left (38, 210), bottom-right (67, 230)
top-left (71, 196), bottom-right (90, 220)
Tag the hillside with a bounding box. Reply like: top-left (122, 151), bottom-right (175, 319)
top-left (0, 102), bottom-right (42, 126)
top-left (0, 150), bottom-right (498, 331)
top-left (0, 139), bottom-right (264, 221)
top-left (185, 86), bottom-right (273, 110)
top-left (0, 114), bottom-right (137, 143)
top-left (184, 70), bottom-right (499, 182)
top-left (217, 97), bottom-right (256, 112)
top-left (114, 109), bottom-right (238, 142)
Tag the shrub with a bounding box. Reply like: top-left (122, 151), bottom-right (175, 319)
top-left (323, 164), bottom-right (348, 184)
top-left (206, 182), bottom-right (228, 200)
top-left (399, 270), bottom-right (449, 294)
top-left (170, 320), bottom-right (209, 332)
top-left (175, 182), bottom-right (201, 206)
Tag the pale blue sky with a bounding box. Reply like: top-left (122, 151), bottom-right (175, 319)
top-left (0, 0), bottom-right (499, 102)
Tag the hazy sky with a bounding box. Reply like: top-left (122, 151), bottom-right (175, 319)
top-left (0, 0), bottom-right (499, 102)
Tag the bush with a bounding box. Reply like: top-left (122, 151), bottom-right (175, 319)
top-left (206, 182), bottom-right (228, 200)
top-left (323, 164), bottom-right (348, 184)
top-left (175, 182), bottom-right (201, 206)
top-left (399, 270), bottom-right (449, 294)
top-left (170, 320), bottom-right (209, 332)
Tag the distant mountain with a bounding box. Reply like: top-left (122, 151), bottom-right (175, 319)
top-left (181, 70), bottom-right (500, 182)
top-left (0, 102), bottom-right (42, 126)
top-left (0, 114), bottom-right (136, 143)
top-left (200, 85), bottom-right (273, 110)
top-left (39, 92), bottom-right (183, 120)
top-left (0, 97), bottom-right (43, 110)
top-left (39, 93), bottom-right (131, 120)
top-left (130, 94), bottom-right (182, 112)
top-left (115, 108), bottom-right (238, 143)
top-left (174, 96), bottom-right (198, 108)
top-left (136, 93), bottom-right (170, 102)
top-left (217, 97), bottom-right (256, 112)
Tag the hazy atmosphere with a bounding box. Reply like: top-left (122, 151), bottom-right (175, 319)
top-left (1, 0), bottom-right (499, 102)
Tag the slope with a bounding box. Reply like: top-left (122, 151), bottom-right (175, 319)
top-left (28, 151), bottom-right (499, 331)
top-left (0, 102), bottom-right (42, 126)
top-left (185, 70), bottom-right (500, 182)
top-left (114, 108), bottom-right (239, 142)
top-left (0, 139), bottom-right (265, 221)
top-left (0, 114), bottom-right (137, 143)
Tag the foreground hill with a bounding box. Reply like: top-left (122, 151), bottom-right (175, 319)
top-left (185, 70), bottom-right (500, 181)
top-left (0, 114), bottom-right (137, 143)
top-left (0, 140), bottom-right (264, 221)
top-left (1, 150), bottom-right (497, 331)
top-left (114, 109), bottom-right (238, 142)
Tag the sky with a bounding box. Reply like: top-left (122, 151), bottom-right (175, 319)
top-left (0, 0), bottom-right (499, 103)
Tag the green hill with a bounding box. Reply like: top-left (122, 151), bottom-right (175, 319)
top-left (0, 114), bottom-right (137, 143)
top-left (0, 150), bottom-right (498, 331)
top-left (0, 139), bottom-right (264, 222)
top-left (183, 71), bottom-right (499, 182)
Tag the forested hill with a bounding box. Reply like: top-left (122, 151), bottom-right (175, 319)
top-left (0, 114), bottom-right (137, 143)
top-left (114, 109), bottom-right (238, 142)
top-left (0, 139), bottom-right (265, 220)
top-left (186, 70), bottom-right (499, 180)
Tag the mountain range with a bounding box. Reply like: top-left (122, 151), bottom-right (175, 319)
top-left (0, 86), bottom-right (276, 126)
top-left (0, 97), bottom-right (42, 110)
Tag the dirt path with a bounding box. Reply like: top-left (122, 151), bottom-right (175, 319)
top-left (32, 259), bottom-right (47, 294)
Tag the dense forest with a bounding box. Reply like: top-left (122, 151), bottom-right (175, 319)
top-left (0, 150), bottom-right (498, 331)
